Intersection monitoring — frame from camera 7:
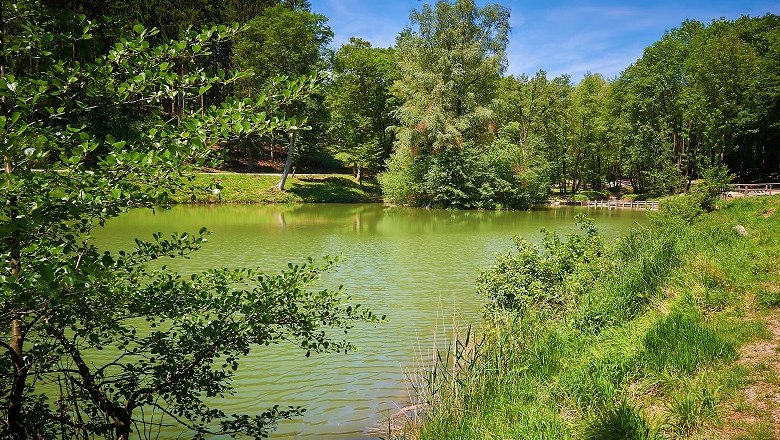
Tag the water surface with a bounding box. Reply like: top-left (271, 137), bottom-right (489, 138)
top-left (97, 203), bottom-right (647, 439)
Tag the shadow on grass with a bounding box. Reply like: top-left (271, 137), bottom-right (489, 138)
top-left (288, 176), bottom-right (382, 203)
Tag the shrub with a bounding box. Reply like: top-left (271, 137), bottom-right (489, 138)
top-left (649, 166), bottom-right (733, 226)
top-left (477, 214), bottom-right (604, 313)
top-left (651, 194), bottom-right (704, 225)
top-left (692, 166), bottom-right (732, 212)
top-left (379, 130), bottom-right (552, 209)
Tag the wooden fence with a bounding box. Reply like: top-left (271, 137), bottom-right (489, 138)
top-left (578, 200), bottom-right (659, 210)
top-left (725, 183), bottom-right (780, 197)
top-left (554, 182), bottom-right (780, 210)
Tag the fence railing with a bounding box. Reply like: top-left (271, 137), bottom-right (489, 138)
top-left (725, 183), bottom-right (780, 197)
top-left (558, 200), bottom-right (659, 210)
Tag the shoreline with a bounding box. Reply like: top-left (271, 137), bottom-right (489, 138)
top-left (174, 172), bottom-right (659, 210)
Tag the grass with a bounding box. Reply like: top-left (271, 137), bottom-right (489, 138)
top-left (405, 195), bottom-right (780, 440)
top-left (166, 172), bottom-right (382, 204)
top-left (756, 287), bottom-right (780, 309)
top-left (583, 400), bottom-right (656, 440)
top-left (640, 306), bottom-right (737, 374)
top-left (563, 188), bottom-right (659, 202)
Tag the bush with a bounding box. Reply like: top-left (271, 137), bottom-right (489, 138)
top-left (378, 152), bottom-right (428, 206)
top-left (649, 166), bottom-right (733, 225)
top-left (379, 130), bottom-right (552, 209)
top-left (477, 214), bottom-right (603, 313)
top-left (692, 166), bottom-right (732, 212)
top-left (651, 194), bottom-right (704, 225)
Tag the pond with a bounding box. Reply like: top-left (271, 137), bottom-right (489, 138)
top-left (96, 203), bottom-right (647, 439)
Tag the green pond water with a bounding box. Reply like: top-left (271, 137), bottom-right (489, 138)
top-left (95, 203), bottom-right (647, 439)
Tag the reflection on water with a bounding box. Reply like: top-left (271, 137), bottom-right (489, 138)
top-left (96, 204), bottom-right (647, 439)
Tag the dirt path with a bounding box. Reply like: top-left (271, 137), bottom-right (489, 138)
top-left (720, 312), bottom-right (780, 439)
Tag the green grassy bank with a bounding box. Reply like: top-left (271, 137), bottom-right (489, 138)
top-left (167, 173), bottom-right (382, 204)
top-left (406, 195), bottom-right (780, 440)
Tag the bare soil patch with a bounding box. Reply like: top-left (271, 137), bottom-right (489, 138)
top-left (720, 313), bottom-right (780, 439)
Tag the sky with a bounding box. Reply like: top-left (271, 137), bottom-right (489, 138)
top-left (310, 0), bottom-right (780, 80)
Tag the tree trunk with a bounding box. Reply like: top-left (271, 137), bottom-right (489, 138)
top-left (5, 153), bottom-right (26, 439)
top-left (560, 144), bottom-right (567, 195)
top-left (277, 130), bottom-right (297, 191)
top-left (114, 418), bottom-right (131, 440)
top-left (0, 7), bottom-right (25, 436)
top-left (247, 146), bottom-right (254, 172)
top-left (675, 131), bottom-right (681, 172)
top-left (8, 319), bottom-right (26, 440)
top-left (572, 149), bottom-right (582, 193)
top-left (356, 166), bottom-right (362, 186)
top-left (270, 133), bottom-right (275, 162)
top-left (739, 144), bottom-right (745, 183)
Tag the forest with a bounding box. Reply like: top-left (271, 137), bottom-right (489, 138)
top-left (11, 0), bottom-right (780, 208)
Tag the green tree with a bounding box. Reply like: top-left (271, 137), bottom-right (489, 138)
top-left (685, 20), bottom-right (762, 172)
top-left (233, 4), bottom-right (332, 94)
top-left (495, 72), bottom-right (573, 195)
top-left (0, 2), bottom-right (375, 438)
top-left (325, 38), bottom-right (397, 182)
top-left (51, 0), bottom-right (306, 40)
top-left (733, 14), bottom-right (780, 180)
top-left (609, 22), bottom-right (701, 194)
top-left (232, 4), bottom-right (332, 170)
top-left (611, 16), bottom-right (780, 190)
top-left (567, 73), bottom-right (610, 193)
top-left (382, 0), bottom-right (513, 208)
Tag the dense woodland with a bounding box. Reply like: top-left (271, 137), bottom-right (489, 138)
top-left (2, 0), bottom-right (780, 438)
top-left (20, 0), bottom-right (780, 208)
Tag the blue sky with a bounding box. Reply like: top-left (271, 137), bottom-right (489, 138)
top-left (310, 1), bottom-right (780, 80)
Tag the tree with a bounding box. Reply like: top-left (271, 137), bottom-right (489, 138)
top-left (325, 38), bottom-right (397, 182)
top-left (567, 73), bottom-right (610, 192)
top-left (609, 21), bottom-right (702, 194)
top-left (233, 4), bottom-right (331, 94)
top-left (685, 20), bottom-right (761, 172)
top-left (232, 4), bottom-right (332, 170)
top-left (0, 2), bottom-right (376, 438)
top-left (49, 0), bottom-right (303, 40)
top-left (494, 72), bottom-right (572, 195)
top-left (278, 125), bottom-right (299, 190)
top-left (733, 14), bottom-right (780, 181)
top-left (381, 0), bottom-right (513, 208)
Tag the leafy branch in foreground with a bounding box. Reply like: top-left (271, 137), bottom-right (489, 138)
top-left (0, 1), bottom-right (373, 438)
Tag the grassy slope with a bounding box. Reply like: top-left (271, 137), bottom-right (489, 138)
top-left (167, 173), bottom-right (382, 204)
top-left (411, 196), bottom-right (780, 440)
